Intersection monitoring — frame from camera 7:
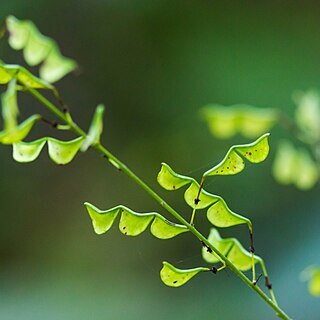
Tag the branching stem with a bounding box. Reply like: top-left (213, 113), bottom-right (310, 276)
top-left (27, 86), bottom-right (292, 320)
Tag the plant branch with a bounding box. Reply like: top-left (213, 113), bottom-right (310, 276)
top-left (27, 87), bottom-right (292, 320)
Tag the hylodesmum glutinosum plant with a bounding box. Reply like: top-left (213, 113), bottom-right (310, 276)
top-left (0, 16), bottom-right (292, 319)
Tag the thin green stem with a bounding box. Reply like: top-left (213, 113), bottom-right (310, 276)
top-left (27, 87), bottom-right (292, 320)
top-left (259, 259), bottom-right (279, 306)
top-left (190, 175), bottom-right (204, 225)
top-left (252, 252), bottom-right (256, 283)
top-left (217, 264), bottom-right (226, 272)
top-left (190, 208), bottom-right (196, 225)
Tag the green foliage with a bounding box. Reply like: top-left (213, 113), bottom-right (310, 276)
top-left (294, 90), bottom-right (320, 144)
top-left (201, 93), bottom-right (320, 299)
top-left (272, 140), bottom-right (318, 190)
top-left (201, 104), bottom-right (278, 139)
top-left (6, 16), bottom-right (77, 83)
top-left (201, 94), bottom-right (320, 190)
top-left (160, 262), bottom-right (209, 287)
top-left (157, 161), bottom-right (253, 229)
top-left (85, 202), bottom-right (188, 239)
top-left (301, 266), bottom-right (320, 297)
top-left (0, 15), bottom-right (291, 319)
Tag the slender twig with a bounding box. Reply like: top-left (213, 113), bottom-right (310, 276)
top-left (26, 86), bottom-right (292, 320)
top-left (190, 175), bottom-right (205, 224)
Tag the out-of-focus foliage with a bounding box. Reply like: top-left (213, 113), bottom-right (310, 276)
top-left (272, 140), bottom-right (318, 190)
top-left (301, 266), bottom-right (320, 296)
top-left (294, 90), bottom-right (320, 144)
top-left (201, 90), bottom-right (320, 190)
top-left (6, 15), bottom-right (77, 83)
top-left (201, 105), bottom-right (278, 139)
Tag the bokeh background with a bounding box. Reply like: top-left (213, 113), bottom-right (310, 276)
top-left (1, 1), bottom-right (320, 319)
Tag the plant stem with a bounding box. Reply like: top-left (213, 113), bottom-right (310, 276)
top-left (190, 208), bottom-right (196, 225)
top-left (27, 87), bottom-right (292, 320)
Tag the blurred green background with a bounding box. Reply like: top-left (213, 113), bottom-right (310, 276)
top-left (1, 1), bottom-right (320, 319)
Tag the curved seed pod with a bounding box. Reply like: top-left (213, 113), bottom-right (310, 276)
top-left (13, 138), bottom-right (47, 162)
top-left (206, 198), bottom-right (251, 228)
top-left (23, 27), bottom-right (52, 66)
top-left (47, 136), bottom-right (84, 165)
top-left (228, 239), bottom-right (261, 271)
top-left (12, 136), bottom-right (84, 164)
top-left (17, 65), bottom-right (54, 89)
top-left (0, 64), bottom-right (14, 84)
top-left (236, 133), bottom-right (270, 163)
top-left (84, 202), bottom-right (188, 240)
top-left (203, 228), bottom-right (261, 271)
top-left (157, 163), bottom-right (252, 229)
top-left (2, 79), bottom-right (19, 131)
top-left (81, 104), bottom-right (105, 152)
top-left (157, 162), bottom-right (193, 190)
top-left (6, 15), bottom-right (77, 83)
top-left (119, 209), bottom-right (154, 236)
top-left (6, 16), bottom-right (30, 50)
top-left (0, 114), bottom-right (41, 144)
top-left (184, 181), bottom-right (219, 209)
top-left (85, 203), bottom-right (120, 235)
top-left (160, 261), bottom-right (209, 287)
top-left (150, 216), bottom-right (188, 239)
top-left (206, 149), bottom-right (245, 176)
top-left (40, 46), bottom-right (77, 83)
top-left (0, 63), bottom-right (54, 89)
top-left (202, 228), bottom-right (233, 263)
top-left (204, 133), bottom-right (270, 177)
